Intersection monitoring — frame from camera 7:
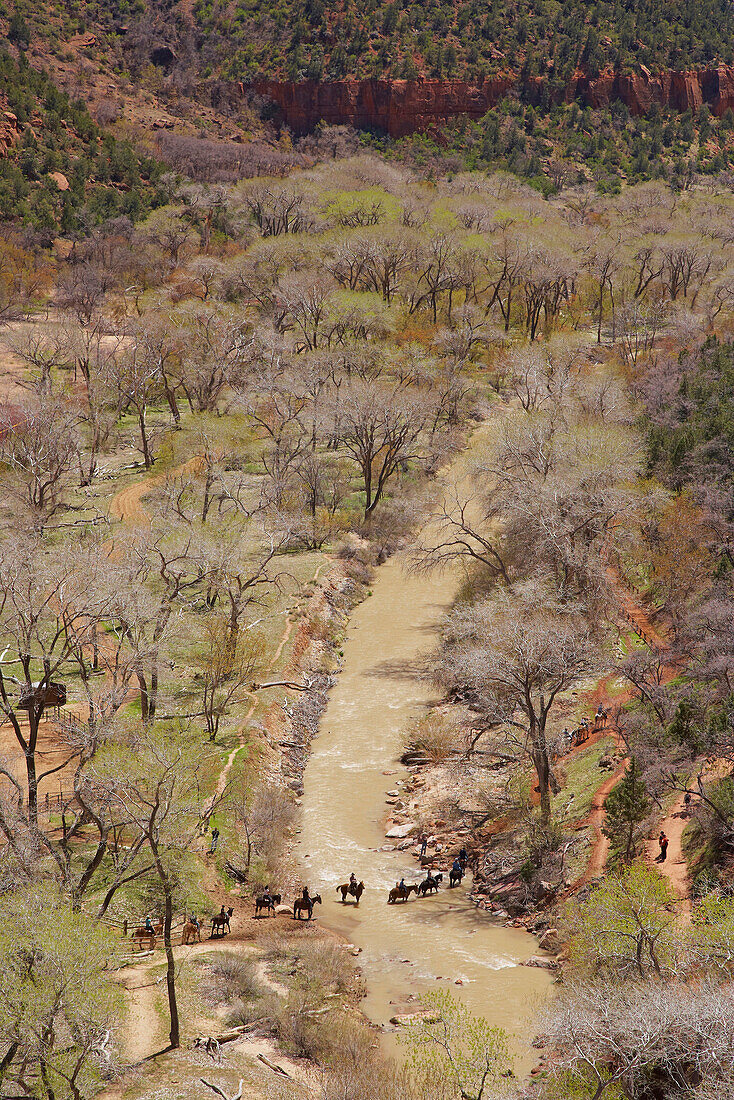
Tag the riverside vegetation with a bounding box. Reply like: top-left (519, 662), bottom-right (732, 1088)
top-left (0, 148), bottom-right (733, 1100)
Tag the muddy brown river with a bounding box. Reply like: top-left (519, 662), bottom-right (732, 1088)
top-left (299, 515), bottom-right (552, 1066)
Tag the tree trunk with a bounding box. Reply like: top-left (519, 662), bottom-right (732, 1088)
top-left (138, 409), bottom-right (153, 469)
top-left (164, 888), bottom-right (180, 1048)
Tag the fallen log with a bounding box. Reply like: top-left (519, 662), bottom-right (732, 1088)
top-left (257, 1053), bottom-right (292, 1078)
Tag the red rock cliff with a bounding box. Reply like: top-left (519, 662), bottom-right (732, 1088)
top-left (247, 66), bottom-right (734, 136)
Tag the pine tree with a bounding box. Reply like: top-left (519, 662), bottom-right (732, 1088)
top-left (602, 758), bottom-right (651, 863)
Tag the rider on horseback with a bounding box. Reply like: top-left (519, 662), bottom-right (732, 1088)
top-left (302, 885), bottom-right (311, 902)
top-left (189, 912), bottom-right (200, 933)
top-left (452, 857), bottom-right (462, 877)
top-left (349, 872), bottom-right (357, 890)
top-left (263, 884), bottom-right (272, 905)
top-left (145, 915), bottom-right (154, 933)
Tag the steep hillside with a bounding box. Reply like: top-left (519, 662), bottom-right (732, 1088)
top-left (6, 0), bottom-right (734, 88)
top-left (0, 50), bottom-right (167, 235)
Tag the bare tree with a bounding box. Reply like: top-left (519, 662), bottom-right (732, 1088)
top-left (194, 615), bottom-right (264, 741)
top-left (439, 588), bottom-right (598, 824)
top-left (336, 381), bottom-right (435, 520)
top-left (0, 397), bottom-right (79, 528)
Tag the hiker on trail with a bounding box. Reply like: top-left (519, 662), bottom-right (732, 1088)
top-left (209, 826), bottom-right (220, 854)
top-left (684, 792), bottom-right (692, 815)
top-left (656, 832), bottom-right (669, 862)
top-left (420, 835), bottom-right (428, 858)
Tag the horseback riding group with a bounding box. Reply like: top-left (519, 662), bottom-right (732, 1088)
top-left (389, 848), bottom-right (468, 903)
top-left (251, 883), bottom-right (323, 920)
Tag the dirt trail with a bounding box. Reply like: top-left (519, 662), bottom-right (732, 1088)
top-left (574, 565), bottom-right (671, 887)
top-left (108, 455), bottom-right (204, 525)
top-left (645, 793), bottom-right (692, 908)
top-left (109, 921), bottom-right (311, 1096)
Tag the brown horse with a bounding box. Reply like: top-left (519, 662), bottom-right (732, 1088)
top-left (181, 920), bottom-right (201, 945)
top-left (254, 893), bottom-right (281, 918)
top-left (336, 881), bottom-right (365, 904)
top-left (388, 883), bottom-right (418, 904)
top-left (293, 894), bottom-right (322, 920)
top-left (132, 931), bottom-right (156, 951)
top-left (132, 919), bottom-right (161, 950)
top-left (210, 907), bottom-right (233, 937)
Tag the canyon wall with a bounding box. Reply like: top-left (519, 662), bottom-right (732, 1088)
top-left (246, 66), bottom-right (734, 136)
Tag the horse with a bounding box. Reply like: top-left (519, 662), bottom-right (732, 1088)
top-left (132, 930), bottom-right (156, 951)
top-left (449, 867), bottom-right (464, 888)
top-left (417, 873), bottom-right (443, 896)
top-left (336, 881), bottom-right (365, 904)
top-left (388, 883), bottom-right (418, 904)
top-left (293, 894), bottom-right (322, 920)
top-left (210, 907), bottom-right (233, 937)
top-left (181, 920), bottom-right (202, 945)
top-left (132, 919), bottom-right (161, 950)
top-left (133, 920), bottom-right (162, 939)
top-left (254, 893), bottom-right (281, 918)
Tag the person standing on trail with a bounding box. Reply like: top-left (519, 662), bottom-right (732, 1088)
top-left (657, 832), bottom-right (669, 862)
top-left (209, 826), bottom-right (219, 854)
top-left (420, 835), bottom-right (428, 858)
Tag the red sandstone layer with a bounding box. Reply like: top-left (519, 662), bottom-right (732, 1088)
top-left (245, 66), bottom-right (734, 137)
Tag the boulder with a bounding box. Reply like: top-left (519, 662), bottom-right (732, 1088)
top-left (537, 928), bottom-right (562, 953)
top-left (390, 1012), bottom-right (440, 1026)
top-left (48, 171), bottom-right (69, 191)
top-left (385, 822), bottom-right (416, 839)
top-left (274, 904), bottom-right (291, 915)
top-left (523, 956), bottom-right (560, 971)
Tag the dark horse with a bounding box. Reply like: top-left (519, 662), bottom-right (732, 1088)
top-left (388, 883), bottom-right (418, 904)
top-left (210, 907), bottom-right (233, 937)
top-left (418, 873), bottom-right (443, 896)
top-left (336, 881), bottom-right (365, 904)
top-left (293, 894), bottom-right (322, 920)
top-left (449, 867), bottom-right (464, 887)
top-left (254, 893), bottom-right (281, 918)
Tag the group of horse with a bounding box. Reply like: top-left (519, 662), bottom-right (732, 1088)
top-left (131, 908), bottom-right (235, 950)
top-left (253, 891), bottom-right (324, 920)
top-left (387, 866), bottom-right (465, 903)
top-left (131, 862), bottom-right (463, 950)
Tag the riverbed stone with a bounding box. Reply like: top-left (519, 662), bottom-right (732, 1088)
top-left (538, 928), bottom-right (562, 953)
top-left (523, 955), bottom-right (560, 971)
top-left (385, 822), bottom-right (417, 838)
top-left (390, 1012), bottom-right (441, 1026)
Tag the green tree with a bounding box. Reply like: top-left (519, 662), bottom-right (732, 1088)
top-left (602, 758), bottom-right (650, 862)
top-left (401, 989), bottom-right (510, 1100)
top-left (102, 726), bottom-right (218, 1049)
top-left (567, 863), bottom-right (680, 978)
top-left (0, 882), bottom-right (121, 1098)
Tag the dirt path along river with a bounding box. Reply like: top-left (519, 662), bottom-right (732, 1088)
top-left (299, 547), bottom-right (552, 1065)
